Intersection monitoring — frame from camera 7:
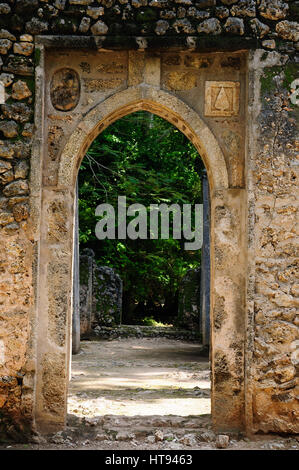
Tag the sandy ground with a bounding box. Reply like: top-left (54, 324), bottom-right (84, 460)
top-left (68, 337), bottom-right (211, 418)
top-left (1, 338), bottom-right (298, 450)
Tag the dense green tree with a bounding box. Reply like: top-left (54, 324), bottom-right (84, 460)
top-left (78, 111), bottom-right (204, 323)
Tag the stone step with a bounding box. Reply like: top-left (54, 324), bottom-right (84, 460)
top-left (89, 324), bottom-right (203, 343)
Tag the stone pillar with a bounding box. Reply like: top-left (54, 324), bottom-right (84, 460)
top-left (35, 188), bottom-right (74, 432)
top-left (200, 170), bottom-right (210, 346)
top-left (79, 249), bottom-right (95, 337)
top-left (72, 180), bottom-right (80, 354)
top-left (211, 188), bottom-right (246, 432)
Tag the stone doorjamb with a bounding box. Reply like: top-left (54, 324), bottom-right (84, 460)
top-left (31, 40), bottom-right (248, 434)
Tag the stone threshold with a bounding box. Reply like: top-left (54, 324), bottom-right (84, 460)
top-left (84, 324), bottom-right (204, 344)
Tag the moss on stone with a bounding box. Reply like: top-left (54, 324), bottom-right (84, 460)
top-left (260, 63), bottom-right (299, 98)
top-left (24, 77), bottom-right (35, 94)
top-left (283, 63), bottom-right (299, 88)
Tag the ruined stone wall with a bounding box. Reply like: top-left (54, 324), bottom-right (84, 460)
top-left (177, 267), bottom-right (201, 330)
top-left (248, 52), bottom-right (298, 433)
top-left (0, 1), bottom-right (298, 438)
top-left (79, 250), bottom-right (123, 335)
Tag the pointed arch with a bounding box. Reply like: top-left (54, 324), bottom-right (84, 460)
top-left (58, 85), bottom-right (229, 191)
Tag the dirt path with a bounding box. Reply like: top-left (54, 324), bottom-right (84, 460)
top-left (68, 338), bottom-right (211, 418)
top-left (1, 338), bottom-right (298, 450)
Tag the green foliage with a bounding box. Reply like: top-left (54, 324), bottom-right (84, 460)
top-left (78, 111), bottom-right (204, 321)
top-left (260, 64), bottom-right (298, 95)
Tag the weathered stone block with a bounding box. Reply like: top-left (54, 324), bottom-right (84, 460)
top-left (0, 211), bottom-right (14, 226)
top-left (13, 203), bottom-right (29, 222)
top-left (20, 34), bottom-right (33, 42)
top-left (12, 80), bottom-right (32, 100)
top-left (177, 267), bottom-right (201, 330)
top-left (13, 42), bottom-right (34, 57)
top-left (25, 18), bottom-right (48, 35)
top-left (22, 123), bottom-right (34, 138)
top-left (0, 29), bottom-right (15, 41)
top-left (215, 6), bottom-right (229, 19)
top-left (0, 3), bottom-right (11, 15)
top-left (276, 21), bottom-right (299, 42)
top-left (224, 17), bottom-right (244, 35)
top-left (172, 18), bottom-right (195, 34)
top-left (197, 18), bottom-right (222, 35)
top-left (215, 434), bottom-right (230, 448)
top-left (0, 121), bottom-right (18, 138)
top-left (259, 0), bottom-right (288, 21)
top-left (0, 39), bottom-right (12, 55)
top-left (231, 0), bottom-right (256, 17)
top-left (1, 103), bottom-right (32, 123)
top-left (93, 265), bottom-right (123, 327)
top-left (87, 6), bottom-right (104, 18)
top-left (42, 353), bottom-right (66, 415)
top-left (155, 19), bottom-right (169, 35)
top-left (0, 73), bottom-right (14, 87)
top-left (79, 16), bottom-right (91, 33)
top-left (0, 170), bottom-right (14, 184)
top-left (0, 160), bottom-right (11, 174)
top-left (164, 71), bottom-right (197, 90)
top-left (90, 20), bottom-right (108, 35)
top-left (3, 180), bottom-right (29, 197)
top-left (46, 200), bottom-right (68, 243)
top-left (250, 18), bottom-right (270, 38)
top-left (83, 77), bottom-right (123, 91)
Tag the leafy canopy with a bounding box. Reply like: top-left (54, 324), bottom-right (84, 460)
top-left (78, 111), bottom-right (204, 320)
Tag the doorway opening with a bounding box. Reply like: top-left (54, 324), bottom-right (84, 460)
top-left (68, 111), bottom-right (212, 443)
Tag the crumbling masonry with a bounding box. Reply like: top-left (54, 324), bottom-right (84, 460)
top-left (0, 0), bottom-right (298, 438)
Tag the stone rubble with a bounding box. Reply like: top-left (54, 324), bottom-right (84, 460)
top-left (215, 434), bottom-right (230, 449)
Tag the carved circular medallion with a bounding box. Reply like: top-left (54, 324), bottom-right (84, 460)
top-left (50, 68), bottom-right (80, 112)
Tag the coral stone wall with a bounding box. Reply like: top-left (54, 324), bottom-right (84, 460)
top-left (0, 1), bottom-right (298, 438)
top-left (248, 54), bottom-right (299, 433)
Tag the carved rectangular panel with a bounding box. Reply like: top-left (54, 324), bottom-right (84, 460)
top-left (205, 81), bottom-right (240, 117)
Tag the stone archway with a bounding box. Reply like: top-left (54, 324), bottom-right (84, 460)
top-left (33, 84), bottom-right (247, 434)
top-left (58, 86), bottom-right (228, 191)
